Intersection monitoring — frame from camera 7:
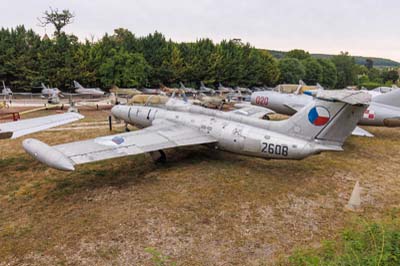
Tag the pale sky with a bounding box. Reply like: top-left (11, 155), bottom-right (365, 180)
top-left (1, 0), bottom-right (399, 61)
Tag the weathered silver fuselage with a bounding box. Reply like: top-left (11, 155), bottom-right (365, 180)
top-left (112, 105), bottom-right (327, 160)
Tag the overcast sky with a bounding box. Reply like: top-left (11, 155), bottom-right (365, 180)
top-left (1, 0), bottom-right (399, 61)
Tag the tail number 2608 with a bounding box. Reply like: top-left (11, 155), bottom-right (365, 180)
top-left (261, 142), bottom-right (288, 156)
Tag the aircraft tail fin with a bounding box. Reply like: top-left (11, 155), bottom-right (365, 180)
top-left (294, 84), bottom-right (302, 95)
top-left (179, 82), bottom-right (185, 89)
top-left (316, 83), bottom-right (324, 90)
top-left (372, 87), bottom-right (400, 108)
top-left (273, 90), bottom-right (370, 146)
top-left (182, 92), bottom-right (188, 103)
top-left (2, 80), bottom-right (5, 89)
top-left (73, 80), bottom-right (83, 89)
top-left (200, 81), bottom-right (205, 88)
top-left (41, 83), bottom-right (48, 90)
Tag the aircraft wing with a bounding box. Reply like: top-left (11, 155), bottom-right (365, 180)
top-left (12, 92), bottom-right (39, 96)
top-left (283, 103), bottom-right (306, 112)
top-left (23, 120), bottom-right (217, 171)
top-left (233, 103), bottom-right (275, 118)
top-left (0, 112), bottom-right (84, 139)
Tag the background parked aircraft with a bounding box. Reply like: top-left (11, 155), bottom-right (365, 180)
top-left (1, 81), bottom-right (13, 96)
top-left (159, 84), bottom-right (183, 96)
top-left (217, 83), bottom-right (234, 94)
top-left (199, 81), bottom-right (215, 94)
top-left (109, 85), bottom-right (142, 97)
top-left (73, 81), bottom-right (105, 96)
top-left (41, 83), bottom-right (61, 97)
top-left (179, 82), bottom-right (197, 94)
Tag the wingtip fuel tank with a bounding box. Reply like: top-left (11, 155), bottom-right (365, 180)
top-left (23, 138), bottom-right (75, 171)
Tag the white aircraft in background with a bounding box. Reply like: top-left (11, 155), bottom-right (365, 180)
top-left (73, 81), bottom-right (105, 96)
top-left (0, 111), bottom-right (83, 139)
top-left (41, 83), bottom-right (62, 96)
top-left (217, 83), bottom-right (234, 94)
top-left (199, 81), bottom-right (215, 94)
top-left (361, 86), bottom-right (397, 98)
top-left (235, 86), bottom-right (252, 94)
top-left (179, 82), bottom-right (197, 94)
top-left (23, 90), bottom-right (370, 171)
top-left (1, 81), bottom-right (13, 96)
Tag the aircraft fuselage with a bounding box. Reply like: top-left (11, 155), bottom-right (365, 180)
top-left (112, 105), bottom-right (325, 160)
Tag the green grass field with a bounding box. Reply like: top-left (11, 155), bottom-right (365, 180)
top-left (1, 109), bottom-right (400, 265)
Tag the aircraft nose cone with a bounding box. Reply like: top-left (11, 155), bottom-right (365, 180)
top-left (111, 105), bottom-right (122, 117)
top-left (111, 105), bottom-right (130, 121)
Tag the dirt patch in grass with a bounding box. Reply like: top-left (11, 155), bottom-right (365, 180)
top-left (0, 111), bottom-right (399, 265)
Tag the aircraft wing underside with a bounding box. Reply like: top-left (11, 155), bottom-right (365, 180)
top-left (23, 120), bottom-right (217, 170)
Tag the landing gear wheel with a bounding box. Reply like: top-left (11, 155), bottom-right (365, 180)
top-left (262, 114), bottom-right (270, 120)
top-left (125, 123), bottom-right (130, 132)
top-left (149, 150), bottom-right (166, 164)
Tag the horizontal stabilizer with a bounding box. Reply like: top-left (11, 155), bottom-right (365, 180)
top-left (352, 127), bottom-right (374, 137)
top-left (304, 90), bottom-right (371, 105)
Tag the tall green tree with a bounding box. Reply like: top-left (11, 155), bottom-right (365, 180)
top-left (38, 7), bottom-right (75, 36)
top-left (285, 49), bottom-right (311, 60)
top-left (317, 58), bottom-right (337, 88)
top-left (382, 69), bottom-right (399, 83)
top-left (302, 58), bottom-right (323, 85)
top-left (160, 44), bottom-right (184, 84)
top-left (98, 48), bottom-right (150, 87)
top-left (331, 52), bottom-right (357, 88)
top-left (278, 58), bottom-right (305, 84)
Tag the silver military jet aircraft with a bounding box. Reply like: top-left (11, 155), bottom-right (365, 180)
top-left (199, 81), bottom-right (215, 94)
top-left (251, 87), bottom-right (400, 129)
top-left (361, 86), bottom-right (396, 98)
top-left (73, 81), bottom-right (105, 96)
top-left (179, 82), bottom-right (197, 94)
top-left (217, 83), bottom-right (234, 94)
top-left (1, 81), bottom-right (13, 96)
top-left (23, 90), bottom-right (370, 171)
top-left (41, 83), bottom-right (61, 96)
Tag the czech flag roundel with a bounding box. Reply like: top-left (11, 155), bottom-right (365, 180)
top-left (308, 106), bottom-right (330, 126)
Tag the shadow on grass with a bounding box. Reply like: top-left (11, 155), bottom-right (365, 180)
top-left (45, 145), bottom-right (328, 200)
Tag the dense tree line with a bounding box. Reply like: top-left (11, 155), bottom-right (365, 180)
top-left (0, 26), bottom-right (397, 92)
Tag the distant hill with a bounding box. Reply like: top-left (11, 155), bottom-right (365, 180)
top-left (266, 50), bottom-right (400, 68)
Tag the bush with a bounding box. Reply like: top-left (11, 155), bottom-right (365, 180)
top-left (285, 219), bottom-right (400, 266)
